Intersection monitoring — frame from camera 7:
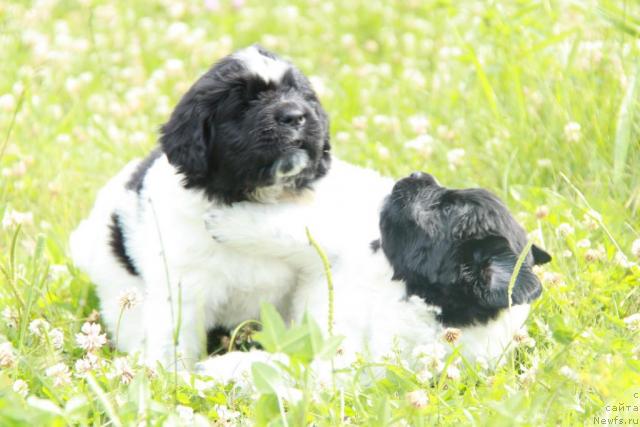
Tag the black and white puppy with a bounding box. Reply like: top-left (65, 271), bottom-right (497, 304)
top-left (197, 168), bottom-right (551, 380)
top-left (379, 171), bottom-right (552, 329)
top-left (70, 46), bottom-right (330, 368)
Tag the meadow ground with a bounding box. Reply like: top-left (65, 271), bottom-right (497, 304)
top-left (1, 0), bottom-right (640, 425)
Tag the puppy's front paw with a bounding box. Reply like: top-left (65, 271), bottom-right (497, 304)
top-left (274, 150), bottom-right (309, 180)
top-left (194, 354), bottom-right (254, 386)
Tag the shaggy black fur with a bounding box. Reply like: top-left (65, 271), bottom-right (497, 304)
top-left (159, 46), bottom-right (331, 203)
top-left (108, 213), bottom-right (139, 276)
top-left (380, 172), bottom-right (551, 327)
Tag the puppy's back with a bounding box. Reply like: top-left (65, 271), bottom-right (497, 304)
top-left (69, 159), bottom-right (141, 277)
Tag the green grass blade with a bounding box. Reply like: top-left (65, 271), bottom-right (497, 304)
top-left (613, 65), bottom-right (639, 187)
top-left (85, 374), bottom-right (123, 427)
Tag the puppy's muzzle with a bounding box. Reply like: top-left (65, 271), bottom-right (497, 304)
top-left (272, 150), bottom-right (309, 181)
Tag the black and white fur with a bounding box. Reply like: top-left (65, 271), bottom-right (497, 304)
top-left (195, 168), bottom-right (551, 380)
top-left (69, 46), bottom-right (330, 368)
top-left (379, 171), bottom-right (551, 328)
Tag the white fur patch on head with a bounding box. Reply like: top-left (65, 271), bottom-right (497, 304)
top-left (234, 46), bottom-right (290, 83)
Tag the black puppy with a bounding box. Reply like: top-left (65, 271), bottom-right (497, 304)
top-left (380, 172), bottom-right (551, 327)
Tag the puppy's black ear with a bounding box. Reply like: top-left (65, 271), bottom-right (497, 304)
top-left (532, 244), bottom-right (552, 265)
top-left (460, 236), bottom-right (543, 309)
top-left (160, 88), bottom-right (216, 183)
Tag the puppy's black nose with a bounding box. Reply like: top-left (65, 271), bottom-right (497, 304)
top-left (276, 106), bottom-right (306, 128)
top-left (410, 171), bottom-right (426, 179)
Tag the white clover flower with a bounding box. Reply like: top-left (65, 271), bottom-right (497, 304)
top-left (45, 363), bottom-right (71, 387)
top-left (376, 145), bottom-right (390, 159)
top-left (118, 288), bottom-right (142, 311)
top-left (372, 114), bottom-right (391, 128)
top-left (563, 121), bottom-right (582, 143)
top-left (412, 342), bottom-right (446, 361)
top-left (75, 322), bottom-right (107, 352)
top-left (436, 124), bottom-right (456, 141)
top-left (364, 39), bottom-right (379, 53)
top-left (49, 264), bottom-right (68, 281)
top-left (49, 328), bottom-right (64, 350)
top-left (2, 209), bottom-right (34, 229)
top-left (446, 148), bottom-right (465, 170)
top-left (164, 58), bottom-right (184, 77)
top-left (441, 328), bottom-right (461, 344)
top-left (537, 158), bottom-right (552, 168)
top-left (513, 329), bottom-right (536, 348)
top-left (2, 307), bottom-right (18, 329)
top-left (581, 213), bottom-right (599, 231)
top-left (6, 161), bottom-right (27, 177)
top-left (632, 239), bottom-right (640, 259)
top-left (352, 115), bottom-right (367, 130)
top-left (556, 223), bottom-right (575, 237)
top-left (623, 313), bottom-right (640, 331)
top-left (416, 368), bottom-right (433, 383)
top-left (166, 22), bottom-right (190, 42)
top-left (559, 365), bottom-right (579, 382)
top-left (535, 205), bottom-right (549, 219)
top-left (404, 134), bottom-right (434, 154)
top-left (576, 238), bottom-right (591, 249)
top-left (168, 2), bottom-right (185, 18)
top-left (445, 364), bottom-right (461, 380)
top-left (407, 114), bottom-right (430, 134)
top-left (541, 271), bottom-right (564, 287)
top-left (340, 33), bottom-right (355, 48)
top-left (12, 379), bottom-right (29, 397)
top-left (204, 0), bottom-right (221, 11)
top-left (308, 76), bottom-right (329, 99)
top-left (111, 357), bottom-right (134, 385)
top-left (0, 93), bottom-right (16, 112)
top-left (55, 133), bottom-right (71, 144)
top-left (335, 131), bottom-right (349, 143)
top-left (584, 247), bottom-right (605, 263)
top-left (580, 328), bottom-right (594, 339)
top-left (79, 71), bottom-right (93, 84)
top-left (402, 68), bottom-right (425, 87)
top-left (124, 87), bottom-right (145, 111)
top-left (193, 378), bottom-right (216, 398)
top-left (0, 342), bottom-right (17, 368)
top-left (28, 318), bottom-right (51, 337)
top-left (64, 76), bottom-right (81, 95)
top-left (87, 310), bottom-right (100, 323)
top-left (75, 353), bottom-right (103, 377)
top-left (406, 389), bottom-right (429, 408)
top-left (214, 404), bottom-right (241, 422)
top-left (518, 365), bottom-right (537, 386)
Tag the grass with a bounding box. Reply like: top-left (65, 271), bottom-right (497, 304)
top-left (1, 0), bottom-right (640, 425)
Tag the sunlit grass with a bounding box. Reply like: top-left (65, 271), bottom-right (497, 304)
top-left (1, 0), bottom-right (639, 425)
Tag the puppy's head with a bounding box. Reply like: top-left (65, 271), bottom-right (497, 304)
top-left (159, 45), bottom-right (331, 203)
top-left (379, 172), bottom-right (551, 327)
